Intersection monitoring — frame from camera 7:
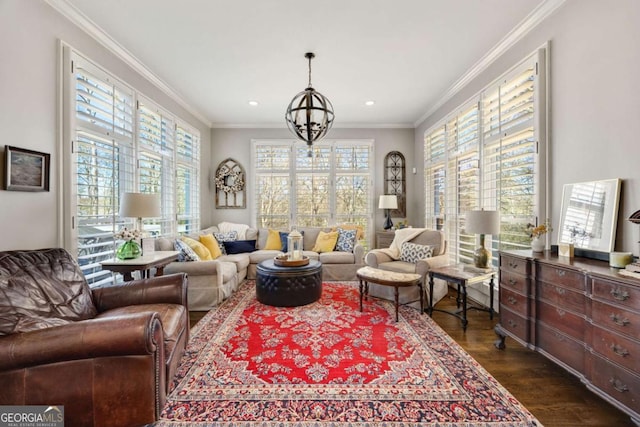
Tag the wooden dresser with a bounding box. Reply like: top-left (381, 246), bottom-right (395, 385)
top-left (497, 250), bottom-right (640, 424)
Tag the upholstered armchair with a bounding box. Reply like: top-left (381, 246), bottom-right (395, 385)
top-left (364, 228), bottom-right (450, 307)
top-left (0, 248), bottom-right (189, 427)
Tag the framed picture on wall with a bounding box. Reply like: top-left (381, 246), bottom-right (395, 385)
top-left (4, 145), bottom-right (50, 192)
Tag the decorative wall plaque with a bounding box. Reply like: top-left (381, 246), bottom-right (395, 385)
top-left (384, 151), bottom-right (406, 217)
top-left (215, 158), bottom-right (246, 209)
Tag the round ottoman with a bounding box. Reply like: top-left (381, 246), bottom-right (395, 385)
top-left (256, 259), bottom-right (322, 307)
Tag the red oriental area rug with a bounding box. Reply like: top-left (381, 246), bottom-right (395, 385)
top-left (156, 281), bottom-right (541, 426)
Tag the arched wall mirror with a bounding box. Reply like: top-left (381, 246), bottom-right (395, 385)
top-left (384, 151), bottom-right (406, 218)
top-left (557, 178), bottom-right (621, 253)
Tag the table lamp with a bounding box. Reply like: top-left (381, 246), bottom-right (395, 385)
top-left (379, 195), bottom-right (398, 231)
top-left (465, 209), bottom-right (500, 269)
top-left (119, 192), bottom-right (161, 233)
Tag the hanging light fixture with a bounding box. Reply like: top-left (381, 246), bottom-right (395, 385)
top-left (285, 52), bottom-right (335, 156)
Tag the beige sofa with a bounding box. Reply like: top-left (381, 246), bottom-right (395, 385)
top-left (155, 224), bottom-right (364, 311)
top-left (364, 228), bottom-right (450, 307)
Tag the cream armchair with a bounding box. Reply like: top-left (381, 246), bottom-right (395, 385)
top-left (364, 228), bottom-right (450, 307)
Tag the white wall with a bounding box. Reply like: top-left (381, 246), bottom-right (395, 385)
top-left (210, 127), bottom-right (415, 230)
top-left (415, 0), bottom-right (640, 255)
top-left (0, 0), bottom-right (212, 251)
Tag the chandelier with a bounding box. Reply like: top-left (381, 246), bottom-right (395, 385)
top-left (285, 52), bottom-right (335, 156)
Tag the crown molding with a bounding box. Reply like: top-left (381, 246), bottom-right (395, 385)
top-left (44, 0), bottom-right (212, 128)
top-left (414, 0), bottom-right (566, 128)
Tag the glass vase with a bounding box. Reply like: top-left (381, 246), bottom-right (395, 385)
top-left (116, 240), bottom-right (141, 260)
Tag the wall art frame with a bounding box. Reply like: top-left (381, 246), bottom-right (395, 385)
top-left (215, 157), bottom-right (246, 209)
top-left (4, 145), bottom-right (50, 192)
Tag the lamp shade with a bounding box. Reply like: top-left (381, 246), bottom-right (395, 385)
top-left (465, 209), bottom-right (500, 235)
top-left (119, 193), bottom-right (161, 218)
top-left (378, 195), bottom-right (398, 210)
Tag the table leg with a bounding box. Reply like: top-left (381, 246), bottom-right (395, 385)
top-left (489, 275), bottom-right (495, 320)
top-left (359, 279), bottom-right (364, 312)
top-left (122, 271), bottom-right (134, 282)
top-left (394, 286), bottom-right (399, 322)
top-left (418, 280), bottom-right (424, 315)
top-left (461, 281), bottom-right (468, 331)
top-left (428, 273), bottom-right (434, 315)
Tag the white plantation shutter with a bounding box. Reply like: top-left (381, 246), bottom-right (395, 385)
top-left (176, 122), bottom-right (200, 235)
top-left (482, 58), bottom-right (538, 252)
top-left (72, 54), bottom-right (135, 287)
top-left (253, 140), bottom-right (373, 246)
top-left (424, 50), bottom-right (545, 268)
top-left (137, 98), bottom-right (175, 237)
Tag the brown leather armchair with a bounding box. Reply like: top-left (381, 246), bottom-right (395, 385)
top-left (0, 248), bottom-right (189, 427)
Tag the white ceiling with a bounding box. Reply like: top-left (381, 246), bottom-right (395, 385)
top-left (57, 0), bottom-right (550, 128)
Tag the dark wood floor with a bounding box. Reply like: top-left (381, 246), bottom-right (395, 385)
top-left (189, 289), bottom-right (635, 427)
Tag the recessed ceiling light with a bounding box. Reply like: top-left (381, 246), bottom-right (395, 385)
top-left (365, 100), bottom-right (375, 106)
top-left (248, 100), bottom-right (259, 106)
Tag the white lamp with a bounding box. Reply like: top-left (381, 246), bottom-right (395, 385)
top-left (379, 195), bottom-right (398, 231)
top-left (465, 209), bottom-right (500, 269)
top-left (119, 192), bottom-right (161, 233)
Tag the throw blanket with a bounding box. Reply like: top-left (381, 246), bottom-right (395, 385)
top-left (380, 227), bottom-right (426, 260)
top-left (218, 222), bottom-right (250, 240)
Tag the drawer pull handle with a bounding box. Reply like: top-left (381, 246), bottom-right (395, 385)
top-left (507, 296), bottom-right (517, 305)
top-left (554, 332), bottom-right (566, 342)
top-left (609, 313), bottom-right (630, 327)
top-left (507, 319), bottom-right (518, 328)
top-left (610, 288), bottom-right (630, 301)
top-left (609, 378), bottom-right (629, 393)
top-left (508, 261), bottom-right (518, 269)
top-left (555, 286), bottom-right (566, 295)
top-left (610, 344), bottom-right (630, 357)
top-left (508, 278), bottom-right (517, 286)
top-left (556, 269), bottom-right (566, 277)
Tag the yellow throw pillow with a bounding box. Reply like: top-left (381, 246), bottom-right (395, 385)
top-left (264, 229), bottom-right (283, 250)
top-left (181, 236), bottom-right (212, 261)
top-left (312, 231), bottom-right (339, 253)
top-left (199, 234), bottom-right (222, 259)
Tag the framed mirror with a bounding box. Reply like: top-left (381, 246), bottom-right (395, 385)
top-left (557, 178), bottom-right (621, 253)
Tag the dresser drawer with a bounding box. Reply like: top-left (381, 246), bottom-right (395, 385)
top-left (592, 278), bottom-right (640, 311)
top-left (537, 322), bottom-right (585, 373)
top-left (537, 263), bottom-right (585, 291)
top-left (592, 300), bottom-right (640, 341)
top-left (538, 300), bottom-right (586, 343)
top-left (500, 270), bottom-right (530, 295)
top-left (537, 280), bottom-right (585, 314)
top-left (500, 255), bottom-right (530, 276)
top-left (591, 354), bottom-right (640, 414)
top-left (592, 325), bottom-right (640, 375)
top-left (500, 287), bottom-right (529, 317)
top-left (499, 307), bottom-right (529, 343)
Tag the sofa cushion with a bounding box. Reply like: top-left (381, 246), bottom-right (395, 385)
top-left (400, 242), bottom-right (433, 263)
top-left (181, 236), bottom-right (213, 260)
top-left (218, 253), bottom-right (250, 272)
top-left (249, 250), bottom-right (283, 264)
top-left (319, 251), bottom-right (355, 264)
top-left (377, 260), bottom-right (418, 274)
top-left (264, 229), bottom-right (283, 250)
top-left (0, 248), bottom-right (98, 336)
top-left (409, 229), bottom-right (445, 256)
top-left (199, 234), bottom-right (222, 259)
top-left (175, 239), bottom-right (200, 262)
top-left (312, 231), bottom-right (339, 253)
top-left (335, 228), bottom-right (357, 252)
top-left (223, 240), bottom-right (257, 254)
top-left (213, 231), bottom-right (238, 255)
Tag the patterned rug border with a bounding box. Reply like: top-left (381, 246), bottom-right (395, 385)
top-left (155, 281), bottom-right (541, 427)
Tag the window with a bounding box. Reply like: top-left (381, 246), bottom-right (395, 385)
top-left (65, 49), bottom-right (200, 287)
top-left (424, 51), bottom-right (546, 266)
top-left (253, 140), bottom-right (373, 245)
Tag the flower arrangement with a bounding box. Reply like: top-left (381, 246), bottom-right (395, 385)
top-left (526, 220), bottom-right (552, 239)
top-left (114, 227), bottom-right (141, 241)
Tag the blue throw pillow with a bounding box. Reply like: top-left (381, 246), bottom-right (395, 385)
top-left (223, 239), bottom-right (257, 255)
top-left (335, 227), bottom-right (357, 252)
top-left (174, 239), bottom-right (200, 262)
top-left (213, 231), bottom-right (238, 255)
top-left (279, 230), bottom-right (304, 253)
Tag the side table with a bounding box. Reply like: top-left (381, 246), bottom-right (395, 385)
top-left (101, 250), bottom-right (180, 281)
top-left (375, 230), bottom-right (395, 249)
top-left (427, 264), bottom-right (495, 330)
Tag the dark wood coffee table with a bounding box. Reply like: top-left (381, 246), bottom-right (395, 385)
top-left (256, 259), bottom-right (323, 307)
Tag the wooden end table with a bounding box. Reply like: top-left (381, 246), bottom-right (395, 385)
top-left (427, 264), bottom-right (495, 330)
top-left (100, 250), bottom-right (180, 281)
